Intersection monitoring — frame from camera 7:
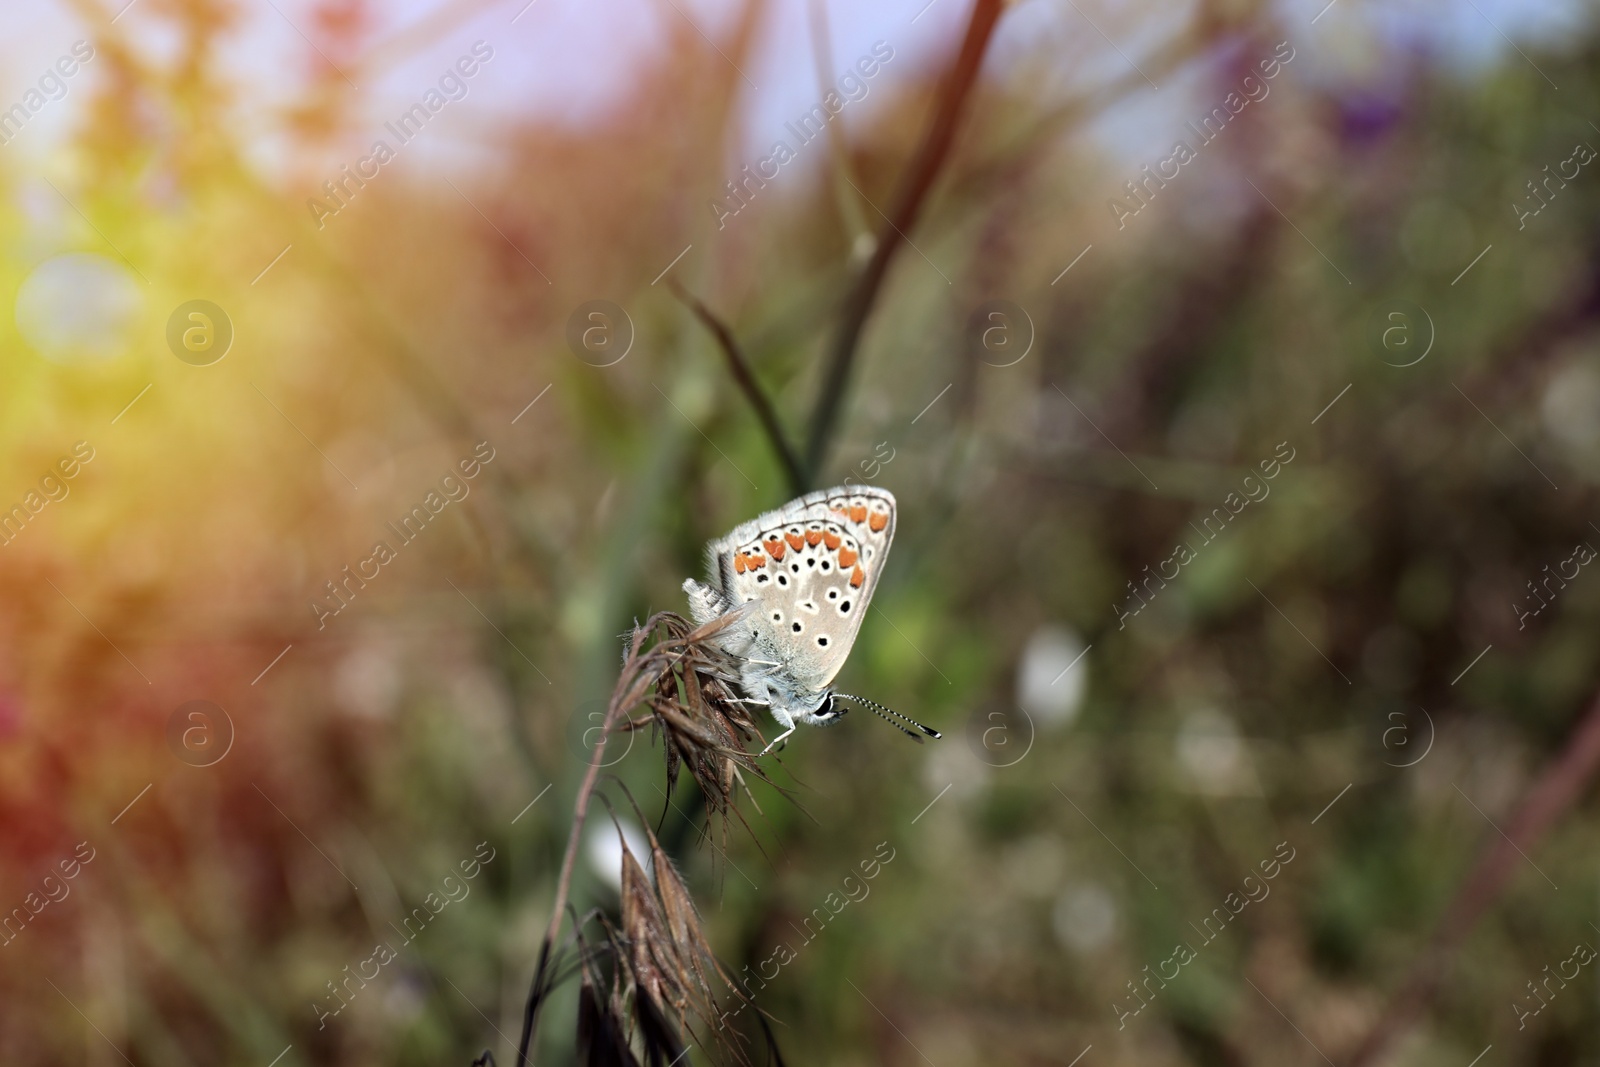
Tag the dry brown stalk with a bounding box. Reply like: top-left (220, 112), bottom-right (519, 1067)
top-left (1344, 683), bottom-right (1600, 1067)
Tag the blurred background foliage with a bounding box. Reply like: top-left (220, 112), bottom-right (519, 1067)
top-left (4, 0), bottom-right (1600, 1064)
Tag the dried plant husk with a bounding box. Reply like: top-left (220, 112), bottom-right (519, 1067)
top-left (556, 819), bottom-right (757, 1067)
top-left (525, 610), bottom-right (793, 1067)
top-left (576, 966), bottom-right (640, 1067)
top-left (650, 831), bottom-right (737, 1019)
top-left (615, 611), bottom-right (794, 842)
top-left (619, 842), bottom-right (683, 1018)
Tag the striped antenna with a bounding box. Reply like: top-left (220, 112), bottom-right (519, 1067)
top-left (835, 693), bottom-right (942, 743)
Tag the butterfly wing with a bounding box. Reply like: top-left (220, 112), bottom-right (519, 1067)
top-left (704, 485), bottom-right (895, 693)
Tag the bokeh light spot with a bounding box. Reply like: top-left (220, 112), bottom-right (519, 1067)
top-left (16, 252), bottom-right (143, 365)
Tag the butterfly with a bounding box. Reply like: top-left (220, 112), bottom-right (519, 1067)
top-left (683, 485), bottom-right (941, 754)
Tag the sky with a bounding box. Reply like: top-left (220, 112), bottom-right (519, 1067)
top-left (0, 0), bottom-right (1590, 194)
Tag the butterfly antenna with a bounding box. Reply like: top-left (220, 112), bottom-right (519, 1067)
top-left (842, 698), bottom-right (919, 741)
top-left (836, 694), bottom-right (941, 741)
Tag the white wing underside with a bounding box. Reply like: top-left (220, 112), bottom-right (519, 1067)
top-left (685, 485), bottom-right (896, 695)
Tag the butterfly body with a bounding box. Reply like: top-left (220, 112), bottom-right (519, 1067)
top-left (684, 485), bottom-right (919, 751)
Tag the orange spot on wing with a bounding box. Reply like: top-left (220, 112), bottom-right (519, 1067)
top-left (851, 565), bottom-right (865, 588)
top-left (764, 539), bottom-right (786, 561)
top-left (838, 546), bottom-right (858, 568)
top-left (749, 553), bottom-right (766, 569)
top-left (823, 531), bottom-right (841, 550)
top-left (786, 532), bottom-right (804, 551)
top-left (806, 530), bottom-right (823, 546)
top-left (849, 505), bottom-right (867, 523)
top-left (734, 554), bottom-right (747, 574)
top-left (868, 511), bottom-right (888, 532)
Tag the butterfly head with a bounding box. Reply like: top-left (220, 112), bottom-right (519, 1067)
top-left (803, 692), bottom-right (850, 727)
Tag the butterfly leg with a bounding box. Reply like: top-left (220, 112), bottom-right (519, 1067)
top-left (758, 701), bottom-right (796, 757)
top-left (758, 723), bottom-right (794, 757)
